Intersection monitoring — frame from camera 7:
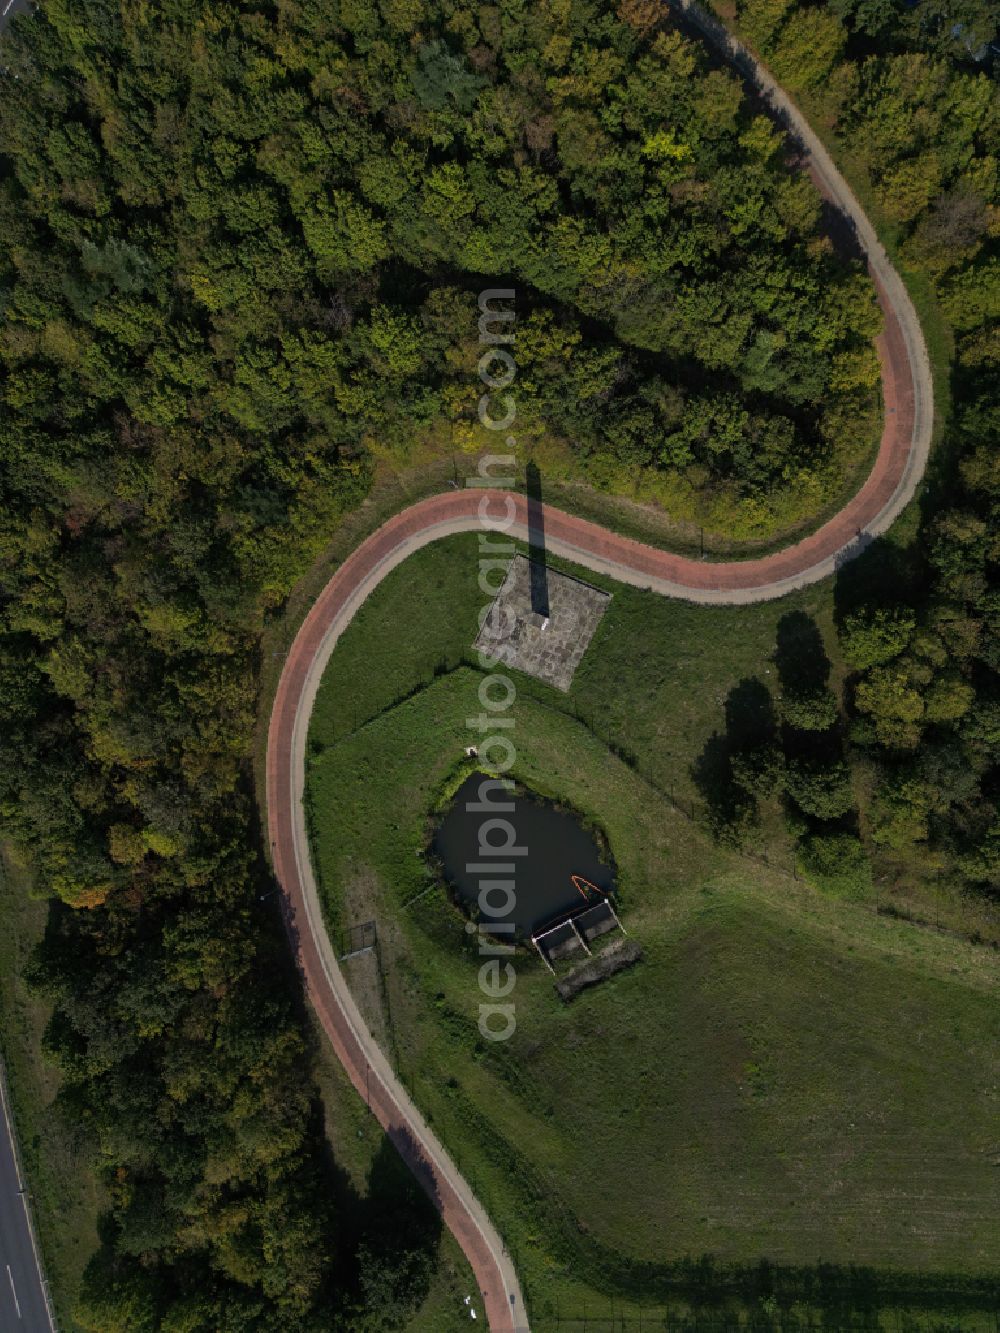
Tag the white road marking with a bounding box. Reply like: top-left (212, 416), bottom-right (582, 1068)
top-left (1, 1), bottom-right (16, 19)
top-left (7, 1265), bottom-right (21, 1319)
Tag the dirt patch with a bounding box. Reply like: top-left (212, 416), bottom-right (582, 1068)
top-left (555, 938), bottom-right (643, 1002)
top-left (340, 866), bottom-right (391, 1054)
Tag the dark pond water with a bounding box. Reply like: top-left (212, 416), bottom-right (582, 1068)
top-left (432, 773), bottom-right (615, 936)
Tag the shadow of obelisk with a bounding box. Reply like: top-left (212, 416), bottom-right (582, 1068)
top-left (526, 461), bottom-right (549, 618)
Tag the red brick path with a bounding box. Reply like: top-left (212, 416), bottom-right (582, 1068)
top-left (266, 85), bottom-right (923, 1333)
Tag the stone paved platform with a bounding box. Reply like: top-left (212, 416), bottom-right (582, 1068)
top-left (473, 555), bottom-right (610, 692)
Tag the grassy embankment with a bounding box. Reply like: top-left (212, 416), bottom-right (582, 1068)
top-left (304, 533), bottom-right (999, 1330)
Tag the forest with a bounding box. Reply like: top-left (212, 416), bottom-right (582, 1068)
top-left (1, 0), bottom-right (886, 545)
top-left (0, 0), bottom-right (996, 1327)
top-left (728, 0), bottom-right (998, 898)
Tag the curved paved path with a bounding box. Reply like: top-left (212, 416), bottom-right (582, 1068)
top-left (266, 11), bottom-right (933, 1332)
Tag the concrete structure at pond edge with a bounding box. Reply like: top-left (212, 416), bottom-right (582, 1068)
top-left (532, 896), bottom-right (626, 973)
top-left (474, 555), bottom-right (611, 692)
top-left (575, 898), bottom-right (623, 945)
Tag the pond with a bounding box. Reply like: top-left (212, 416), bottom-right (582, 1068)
top-left (432, 773), bottom-right (615, 937)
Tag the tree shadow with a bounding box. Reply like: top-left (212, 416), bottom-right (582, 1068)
top-left (691, 732), bottom-right (746, 836)
top-left (350, 1132), bottom-right (443, 1327)
top-left (772, 612), bottom-right (849, 775)
top-left (692, 677), bottom-right (775, 839)
top-left (774, 611), bottom-right (830, 694)
top-left (833, 534), bottom-right (919, 630)
top-left (526, 459), bottom-right (549, 617)
top-left (725, 675), bottom-right (778, 750)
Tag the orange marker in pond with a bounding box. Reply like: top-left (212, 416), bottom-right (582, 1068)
top-left (571, 874), bottom-right (602, 900)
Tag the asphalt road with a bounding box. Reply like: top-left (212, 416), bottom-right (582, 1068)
top-left (0, 1068), bottom-right (53, 1332)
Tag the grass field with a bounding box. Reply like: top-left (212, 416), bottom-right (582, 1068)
top-left (309, 533), bottom-right (996, 942)
top-left (0, 852), bottom-right (103, 1332)
top-left (304, 537), bottom-right (1000, 1329)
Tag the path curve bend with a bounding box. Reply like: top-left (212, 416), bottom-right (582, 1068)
top-left (266, 10), bottom-right (933, 1331)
